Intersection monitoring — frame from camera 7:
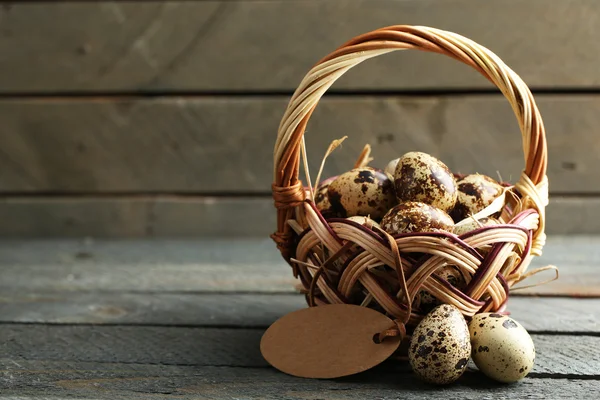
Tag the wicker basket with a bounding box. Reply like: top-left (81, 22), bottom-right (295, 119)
top-left (271, 25), bottom-right (549, 331)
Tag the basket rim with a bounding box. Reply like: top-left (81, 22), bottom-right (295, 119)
top-left (271, 25), bottom-right (548, 257)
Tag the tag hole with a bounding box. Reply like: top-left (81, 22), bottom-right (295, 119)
top-left (372, 333), bottom-right (382, 344)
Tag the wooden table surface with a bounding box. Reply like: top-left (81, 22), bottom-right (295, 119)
top-left (0, 237), bottom-right (599, 399)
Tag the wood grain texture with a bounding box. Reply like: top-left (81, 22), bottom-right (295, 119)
top-left (1, 361), bottom-right (598, 400)
top-left (1, 1), bottom-right (600, 92)
top-left (1, 96), bottom-right (599, 194)
top-left (0, 196), bottom-right (600, 237)
top-left (0, 237), bottom-right (596, 297)
top-left (0, 196), bottom-right (277, 237)
top-left (1, 292), bottom-right (598, 333)
top-left (548, 197), bottom-right (600, 235)
top-left (0, 238), bottom-right (296, 293)
top-left (0, 292), bottom-right (303, 327)
top-left (0, 324), bottom-right (597, 376)
top-left (1, 325), bottom-right (266, 367)
top-left (506, 298), bottom-right (600, 333)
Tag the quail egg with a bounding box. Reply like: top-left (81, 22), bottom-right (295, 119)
top-left (451, 174), bottom-right (504, 222)
top-left (454, 217), bottom-right (500, 236)
top-left (381, 201), bottom-right (454, 235)
top-left (384, 158), bottom-right (400, 178)
top-left (327, 167), bottom-right (396, 220)
top-left (408, 304), bottom-right (471, 385)
top-left (346, 215), bottom-right (381, 230)
top-left (314, 177), bottom-right (339, 218)
top-left (394, 152), bottom-right (458, 212)
top-left (469, 313), bottom-right (535, 383)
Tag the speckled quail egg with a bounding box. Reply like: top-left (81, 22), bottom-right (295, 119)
top-left (453, 217), bottom-right (500, 236)
top-left (381, 201), bottom-right (454, 235)
top-left (327, 167), bottom-right (396, 220)
top-left (418, 266), bottom-right (466, 311)
top-left (314, 177), bottom-right (339, 218)
top-left (469, 313), bottom-right (535, 383)
top-left (451, 174), bottom-right (504, 222)
top-left (384, 158), bottom-right (400, 178)
top-left (394, 152), bottom-right (458, 212)
top-left (409, 304), bottom-right (471, 385)
top-left (346, 215), bottom-right (381, 230)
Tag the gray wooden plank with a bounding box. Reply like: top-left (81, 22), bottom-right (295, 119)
top-left (518, 234), bottom-right (600, 297)
top-left (1, 292), bottom-right (598, 334)
top-left (0, 96), bottom-right (599, 194)
top-left (0, 197), bottom-right (152, 237)
top-left (1, 1), bottom-right (600, 92)
top-left (507, 298), bottom-right (600, 333)
top-left (548, 197), bottom-right (600, 235)
top-left (0, 238), bottom-right (296, 292)
top-left (1, 361), bottom-right (598, 400)
top-left (0, 324), bottom-right (598, 377)
top-left (0, 197), bottom-right (277, 237)
top-left (0, 325), bottom-right (266, 367)
top-left (0, 237), bottom-right (596, 296)
top-left (0, 196), bottom-right (599, 237)
top-left (0, 292), bottom-right (303, 327)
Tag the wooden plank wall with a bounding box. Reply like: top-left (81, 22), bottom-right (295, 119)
top-left (1, 0), bottom-right (599, 237)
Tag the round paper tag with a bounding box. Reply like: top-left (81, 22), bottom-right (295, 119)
top-left (260, 304), bottom-right (401, 379)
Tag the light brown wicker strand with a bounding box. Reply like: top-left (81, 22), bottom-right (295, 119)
top-left (272, 26), bottom-right (549, 325)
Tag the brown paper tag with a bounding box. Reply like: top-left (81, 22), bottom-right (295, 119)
top-left (260, 304), bottom-right (401, 379)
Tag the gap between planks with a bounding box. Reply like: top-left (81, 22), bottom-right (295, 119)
top-left (6, 88), bottom-right (600, 98)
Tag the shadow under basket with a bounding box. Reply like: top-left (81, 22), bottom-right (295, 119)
top-left (270, 25), bottom-right (550, 331)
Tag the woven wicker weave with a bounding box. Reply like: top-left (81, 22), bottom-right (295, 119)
top-left (271, 25), bottom-right (549, 329)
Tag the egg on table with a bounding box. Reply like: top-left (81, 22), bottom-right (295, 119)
top-left (418, 266), bottom-right (466, 311)
top-left (469, 313), bottom-right (535, 383)
top-left (394, 152), bottom-right (458, 212)
top-left (381, 201), bottom-right (454, 235)
top-left (408, 304), bottom-right (471, 385)
top-left (327, 167), bottom-right (396, 220)
top-left (451, 174), bottom-right (504, 222)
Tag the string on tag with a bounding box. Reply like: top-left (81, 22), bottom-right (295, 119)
top-left (375, 319), bottom-right (407, 344)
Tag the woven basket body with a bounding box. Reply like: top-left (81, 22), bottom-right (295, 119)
top-left (271, 26), bottom-right (548, 328)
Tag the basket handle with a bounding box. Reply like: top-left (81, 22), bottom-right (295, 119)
top-left (271, 25), bottom-right (548, 258)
